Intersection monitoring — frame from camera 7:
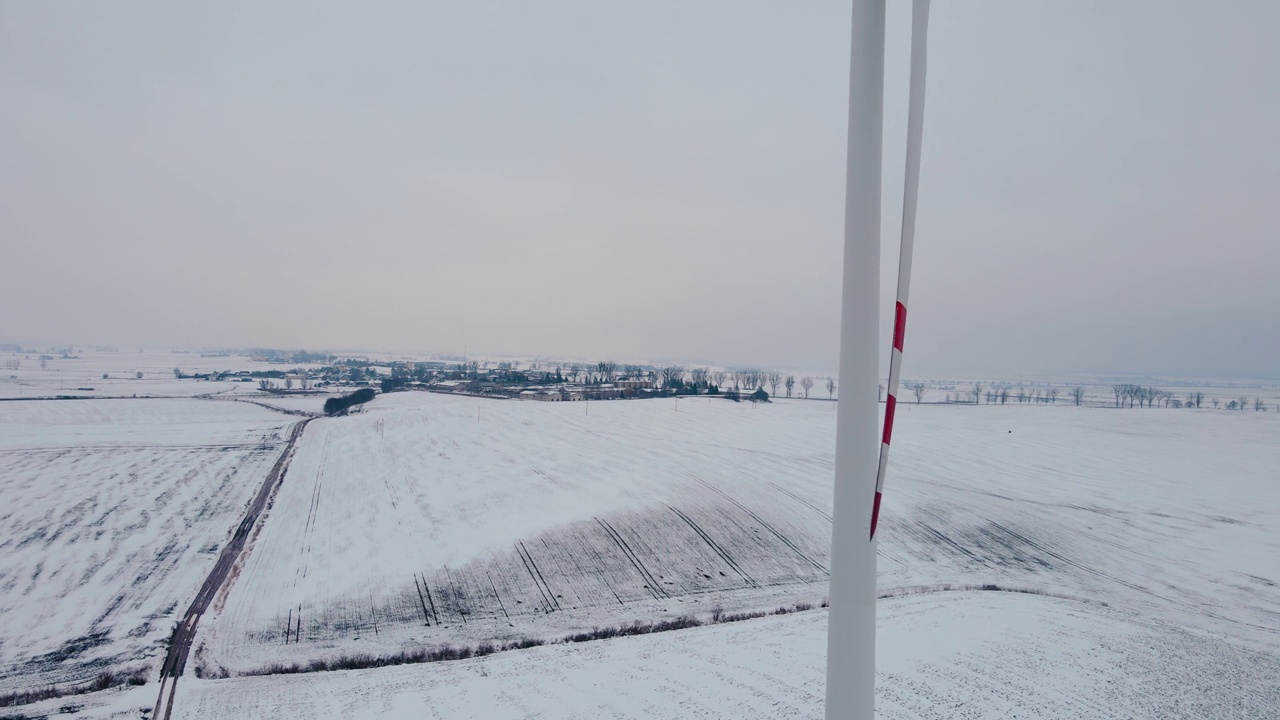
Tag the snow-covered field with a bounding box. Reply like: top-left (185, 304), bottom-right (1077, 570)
top-left (0, 399), bottom-right (294, 693)
top-left (170, 590), bottom-right (1280, 719)
top-left (180, 390), bottom-right (1280, 717)
top-left (201, 392), bottom-right (839, 674)
top-left (0, 349), bottom-right (325, 400)
top-left (3, 384), bottom-right (1277, 718)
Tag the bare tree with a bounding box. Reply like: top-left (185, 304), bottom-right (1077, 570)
top-left (970, 382), bottom-right (982, 404)
top-left (660, 365), bottom-right (685, 390)
top-left (1112, 384), bottom-right (1124, 408)
top-left (1016, 386), bottom-right (1027, 404)
top-left (767, 372), bottom-right (782, 397)
top-left (1237, 396), bottom-right (1248, 411)
top-left (711, 371), bottom-right (727, 389)
top-left (284, 377), bottom-right (293, 390)
top-left (258, 379), bottom-right (273, 391)
top-left (1048, 388), bottom-right (1059, 404)
top-left (301, 376), bottom-right (311, 390)
top-left (826, 377), bottom-right (836, 400)
top-left (1255, 398), bottom-right (1267, 412)
top-left (690, 367), bottom-right (709, 388)
top-left (999, 386), bottom-right (1009, 404)
top-left (1070, 386), bottom-right (1085, 406)
top-left (910, 382), bottom-right (927, 404)
top-left (598, 361), bottom-right (618, 381)
top-left (800, 376), bottom-right (814, 398)
top-left (785, 375), bottom-right (795, 398)
top-left (1212, 397), bottom-right (1220, 409)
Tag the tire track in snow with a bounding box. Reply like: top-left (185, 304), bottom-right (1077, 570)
top-left (983, 518), bottom-right (1278, 634)
top-left (514, 542), bottom-right (558, 612)
top-left (767, 481), bottom-right (832, 522)
top-left (668, 506), bottom-right (759, 589)
top-left (595, 518), bottom-right (667, 599)
top-left (690, 476), bottom-right (829, 575)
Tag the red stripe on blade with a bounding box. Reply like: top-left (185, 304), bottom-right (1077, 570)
top-left (870, 491), bottom-right (883, 539)
top-left (892, 301), bottom-right (907, 352)
top-left (882, 394), bottom-right (897, 445)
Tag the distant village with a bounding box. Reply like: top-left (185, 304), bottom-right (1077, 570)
top-left (240, 357), bottom-right (818, 403)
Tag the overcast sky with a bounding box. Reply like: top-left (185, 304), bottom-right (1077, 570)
top-left (3, 1), bottom-right (1277, 378)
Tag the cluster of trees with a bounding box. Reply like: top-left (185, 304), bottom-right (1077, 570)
top-left (323, 388), bottom-right (376, 415)
top-left (912, 382), bottom-right (1085, 406)
top-left (654, 367), bottom-right (835, 401)
top-left (258, 376), bottom-right (313, 392)
top-left (1111, 384), bottom-right (1180, 408)
top-left (1228, 397), bottom-right (1266, 411)
top-left (1111, 385), bottom-right (1267, 411)
top-left (905, 381), bottom-right (1266, 412)
top-left (244, 348), bottom-right (331, 364)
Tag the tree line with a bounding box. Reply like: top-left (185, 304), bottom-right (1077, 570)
top-left (323, 388), bottom-right (376, 415)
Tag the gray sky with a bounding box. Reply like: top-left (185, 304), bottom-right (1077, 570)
top-left (3, 1), bottom-right (1277, 378)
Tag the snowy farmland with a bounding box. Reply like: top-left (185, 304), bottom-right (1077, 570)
top-left (2, 385), bottom-right (1278, 718)
top-left (0, 348), bottom-right (331, 401)
top-left (175, 590), bottom-right (1280, 719)
top-left (201, 392), bottom-right (841, 674)
top-left (0, 399), bottom-right (294, 694)
top-left (194, 389), bottom-right (1279, 710)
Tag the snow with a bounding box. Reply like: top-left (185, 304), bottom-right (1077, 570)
top-left (0, 348), bottom-right (327, 400)
top-left (175, 592), bottom-right (1280, 719)
top-left (4, 384), bottom-right (1278, 717)
top-left (190, 390), bottom-right (1279, 716)
top-left (0, 398), bottom-right (294, 693)
top-left (201, 392), bottom-right (841, 674)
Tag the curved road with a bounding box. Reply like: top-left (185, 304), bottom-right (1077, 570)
top-left (152, 418), bottom-right (312, 720)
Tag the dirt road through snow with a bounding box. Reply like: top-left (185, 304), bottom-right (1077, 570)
top-left (152, 418), bottom-right (311, 720)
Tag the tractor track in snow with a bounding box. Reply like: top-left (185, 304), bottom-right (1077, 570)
top-left (595, 518), bottom-right (668, 599)
top-left (690, 476), bottom-right (829, 575)
top-left (668, 506), bottom-right (759, 589)
top-left (151, 418), bottom-right (311, 720)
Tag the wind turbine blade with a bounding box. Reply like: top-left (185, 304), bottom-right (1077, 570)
top-left (872, 0), bottom-right (930, 540)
